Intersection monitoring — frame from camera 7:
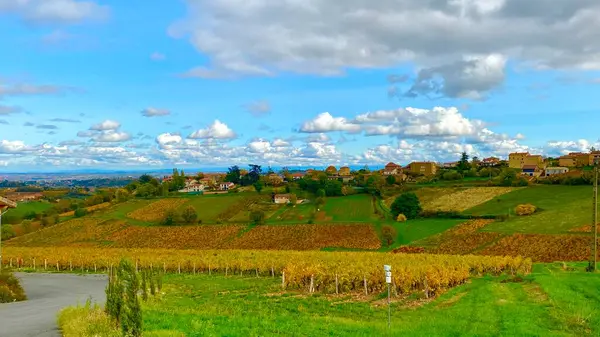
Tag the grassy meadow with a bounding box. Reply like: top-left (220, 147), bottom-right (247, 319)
top-left (61, 262), bottom-right (600, 336)
top-left (4, 201), bottom-right (52, 218)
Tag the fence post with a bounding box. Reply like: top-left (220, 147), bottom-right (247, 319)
top-left (256, 268), bottom-right (259, 278)
top-left (44, 259), bottom-right (47, 270)
top-left (335, 274), bottom-right (339, 295)
top-left (424, 276), bottom-right (429, 299)
top-left (363, 275), bottom-right (368, 296)
top-left (57, 262), bottom-right (59, 271)
top-left (33, 258), bottom-right (36, 270)
top-left (193, 262), bottom-right (196, 275)
top-left (9, 258), bottom-right (12, 268)
top-left (271, 266), bottom-right (274, 278)
top-left (310, 275), bottom-right (314, 293)
top-left (225, 266), bottom-right (228, 276)
top-left (136, 260), bottom-right (138, 273)
top-left (70, 260), bottom-right (72, 271)
top-left (282, 271), bottom-right (286, 289)
top-left (178, 263), bottom-right (181, 274)
top-left (209, 264), bottom-right (211, 276)
top-left (94, 264), bottom-right (97, 273)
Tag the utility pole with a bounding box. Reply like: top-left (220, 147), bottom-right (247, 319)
top-left (593, 164), bottom-right (598, 272)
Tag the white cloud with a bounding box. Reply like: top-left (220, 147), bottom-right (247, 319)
top-left (150, 52), bottom-right (166, 61)
top-left (0, 0), bottom-right (110, 24)
top-left (93, 131), bottom-right (131, 142)
top-left (546, 139), bottom-right (598, 156)
top-left (300, 112), bottom-right (361, 133)
top-left (0, 140), bottom-right (32, 154)
top-left (90, 120), bottom-right (120, 131)
top-left (188, 120), bottom-right (236, 139)
top-left (170, 0), bottom-right (600, 83)
top-left (0, 105), bottom-right (22, 115)
top-left (141, 107), bottom-right (171, 117)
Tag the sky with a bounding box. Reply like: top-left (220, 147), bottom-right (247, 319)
top-left (1, 0), bottom-right (599, 171)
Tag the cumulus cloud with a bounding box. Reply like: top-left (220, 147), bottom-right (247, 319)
top-left (169, 0), bottom-right (600, 84)
top-left (243, 100), bottom-right (271, 117)
top-left (0, 0), bottom-right (110, 24)
top-left (90, 120), bottom-right (120, 131)
top-left (93, 131), bottom-right (131, 143)
top-left (141, 107), bottom-right (171, 117)
top-left (188, 120), bottom-right (236, 140)
top-left (299, 112), bottom-right (361, 133)
top-left (545, 139), bottom-right (598, 156)
top-left (0, 140), bottom-right (32, 154)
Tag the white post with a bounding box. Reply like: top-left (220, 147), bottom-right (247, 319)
top-left (45, 259), bottom-right (47, 270)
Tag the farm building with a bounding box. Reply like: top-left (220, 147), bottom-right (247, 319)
top-left (545, 167), bottom-right (569, 176)
top-left (407, 162), bottom-right (438, 176)
top-left (338, 166), bottom-right (351, 176)
top-left (509, 152), bottom-right (545, 169)
top-left (442, 162), bottom-right (458, 168)
top-left (219, 182), bottom-right (235, 191)
top-left (291, 172), bottom-right (305, 180)
top-left (522, 165), bottom-right (542, 177)
top-left (383, 162), bottom-right (402, 175)
top-left (273, 194), bottom-right (291, 204)
top-left (558, 155), bottom-right (576, 167)
top-left (481, 157), bottom-right (500, 167)
top-left (178, 183), bottom-right (205, 193)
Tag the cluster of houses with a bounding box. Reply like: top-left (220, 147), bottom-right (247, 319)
top-left (162, 173), bottom-right (235, 194)
top-left (507, 150), bottom-right (600, 178)
top-left (3, 192), bottom-right (44, 202)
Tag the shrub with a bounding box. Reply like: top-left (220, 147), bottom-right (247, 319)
top-left (390, 192), bottom-right (422, 219)
top-left (1, 225), bottom-right (16, 241)
top-left (159, 209), bottom-right (179, 226)
top-left (396, 214), bottom-right (407, 222)
top-left (382, 225), bottom-right (397, 246)
top-left (0, 271), bottom-right (26, 303)
top-left (181, 206), bottom-right (198, 224)
top-left (515, 204), bottom-right (537, 216)
top-left (250, 210), bottom-right (266, 225)
top-left (74, 208), bottom-right (88, 218)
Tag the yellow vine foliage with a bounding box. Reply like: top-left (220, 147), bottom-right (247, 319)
top-left (60, 202), bottom-right (112, 217)
top-left (515, 204), bottom-right (536, 216)
top-left (127, 199), bottom-right (189, 222)
top-left (3, 247), bottom-right (531, 297)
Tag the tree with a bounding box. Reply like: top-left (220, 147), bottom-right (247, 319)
top-left (457, 152), bottom-right (471, 172)
top-left (289, 194), bottom-right (298, 205)
top-left (195, 172), bottom-right (205, 182)
top-left (315, 196), bottom-right (326, 210)
top-left (247, 164), bottom-right (262, 185)
top-left (382, 225), bottom-right (397, 246)
top-left (250, 210), bottom-right (266, 225)
top-left (225, 166), bottom-right (241, 184)
top-left (138, 174), bottom-right (153, 184)
top-left (181, 206), bottom-right (198, 224)
top-left (74, 208), bottom-right (88, 218)
top-left (390, 192), bottom-right (422, 219)
top-left (160, 209), bottom-right (178, 226)
top-left (316, 189), bottom-right (326, 198)
top-left (136, 183), bottom-right (158, 198)
top-left (386, 175), bottom-right (396, 185)
top-left (253, 180), bottom-right (264, 194)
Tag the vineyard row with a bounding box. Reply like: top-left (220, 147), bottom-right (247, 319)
top-left (2, 247), bottom-right (531, 297)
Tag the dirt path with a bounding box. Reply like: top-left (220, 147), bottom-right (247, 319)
top-left (0, 272), bottom-right (107, 337)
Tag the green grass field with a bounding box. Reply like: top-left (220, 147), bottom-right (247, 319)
top-left (3, 202), bottom-right (53, 223)
top-left (68, 263), bottom-right (593, 336)
top-left (321, 194), bottom-right (377, 222)
top-left (268, 202), bottom-right (314, 222)
top-left (178, 194), bottom-right (244, 222)
top-left (95, 199), bottom-right (154, 226)
top-left (384, 219), bottom-right (465, 248)
top-left (465, 185), bottom-right (592, 234)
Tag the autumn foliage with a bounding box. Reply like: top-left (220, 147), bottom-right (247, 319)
top-left (127, 199), bottom-right (189, 222)
top-left (515, 204), bottom-right (537, 216)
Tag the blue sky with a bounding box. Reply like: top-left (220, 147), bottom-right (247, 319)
top-left (1, 0), bottom-right (599, 171)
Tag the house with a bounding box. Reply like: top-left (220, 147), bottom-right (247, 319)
top-left (558, 155), bottom-right (576, 167)
top-left (0, 196), bottom-right (17, 208)
top-left (442, 162), bottom-right (458, 168)
top-left (524, 155), bottom-right (545, 168)
top-left (592, 151), bottom-right (600, 166)
top-left (219, 182), bottom-right (235, 191)
top-left (273, 194), bottom-right (291, 204)
top-left (481, 157), bottom-right (500, 167)
top-left (383, 162), bottom-right (402, 175)
top-left (569, 152), bottom-right (593, 167)
top-left (508, 152), bottom-right (530, 169)
top-left (407, 162), bottom-right (438, 176)
top-left (545, 167), bottom-right (569, 176)
top-left (338, 166), bottom-right (351, 176)
top-left (178, 183), bottom-right (205, 193)
top-left (325, 165), bottom-right (338, 175)
top-left (5, 192), bottom-right (43, 202)
top-left (521, 165), bottom-right (541, 177)
top-left (291, 172), bottom-right (305, 180)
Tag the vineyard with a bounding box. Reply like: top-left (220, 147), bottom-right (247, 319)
top-left (126, 198), bottom-right (189, 222)
top-left (228, 224), bottom-right (381, 250)
top-left (107, 225), bottom-right (245, 249)
top-left (1, 247), bottom-right (531, 296)
top-left (59, 202), bottom-right (112, 217)
top-left (480, 234), bottom-right (600, 262)
top-left (412, 220), bottom-right (502, 255)
top-left (179, 195), bottom-right (244, 222)
top-left (420, 187), bottom-right (516, 212)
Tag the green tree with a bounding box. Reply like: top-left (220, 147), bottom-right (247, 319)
top-left (250, 210), bottom-right (266, 225)
top-left (181, 206), bottom-right (198, 224)
top-left (316, 189), bottom-right (326, 198)
top-left (136, 183), bottom-right (158, 198)
top-left (386, 175), bottom-right (396, 185)
top-left (457, 152), bottom-right (471, 172)
top-left (289, 194), bottom-right (298, 205)
top-left (382, 225), bottom-right (397, 246)
top-left (225, 165), bottom-right (241, 184)
top-left (74, 208), bottom-right (88, 218)
top-left (160, 209), bottom-right (179, 226)
top-left (253, 180), bottom-right (264, 194)
top-left (390, 192), bottom-right (422, 219)
top-left (1, 224), bottom-right (16, 241)
top-left (138, 174), bottom-right (153, 184)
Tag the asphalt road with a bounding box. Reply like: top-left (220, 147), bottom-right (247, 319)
top-left (0, 273), bottom-right (107, 337)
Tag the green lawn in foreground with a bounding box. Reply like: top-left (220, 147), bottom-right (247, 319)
top-left (139, 263), bottom-right (599, 336)
top-left (321, 194), bottom-right (377, 222)
top-left (465, 185), bottom-right (591, 234)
